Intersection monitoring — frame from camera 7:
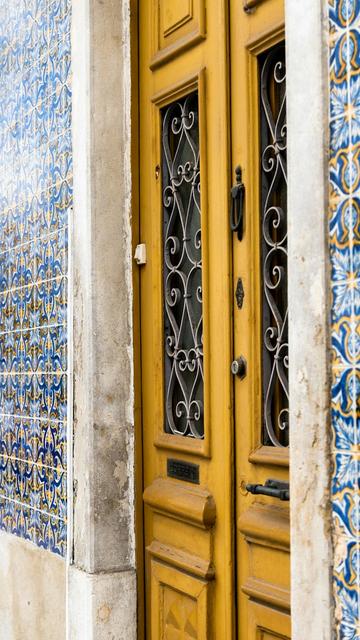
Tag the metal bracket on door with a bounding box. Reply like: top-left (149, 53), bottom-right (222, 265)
top-left (230, 166), bottom-right (245, 241)
top-left (246, 479), bottom-right (290, 501)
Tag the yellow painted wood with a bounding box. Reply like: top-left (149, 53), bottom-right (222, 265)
top-left (147, 540), bottom-right (215, 580)
top-left (162, 0), bottom-right (192, 36)
top-left (150, 0), bottom-right (206, 69)
top-left (139, 0), bottom-right (290, 636)
top-left (151, 560), bottom-right (209, 640)
top-left (229, 0), bottom-right (290, 637)
top-left (248, 600), bottom-right (291, 639)
top-left (139, 1), bottom-right (233, 638)
top-left (143, 479), bottom-right (216, 529)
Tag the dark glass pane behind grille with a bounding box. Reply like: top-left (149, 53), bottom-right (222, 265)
top-left (260, 43), bottom-right (289, 447)
top-left (162, 92), bottom-right (204, 439)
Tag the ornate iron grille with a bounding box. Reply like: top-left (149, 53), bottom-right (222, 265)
top-left (260, 43), bottom-right (289, 447)
top-left (162, 92), bottom-right (204, 439)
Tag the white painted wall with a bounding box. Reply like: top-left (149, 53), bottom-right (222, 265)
top-left (0, 532), bottom-right (66, 640)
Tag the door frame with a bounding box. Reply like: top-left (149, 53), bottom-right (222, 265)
top-left (69, 0), bottom-right (333, 638)
top-left (132, 0), bottom-right (333, 635)
top-left (286, 0), bottom-right (333, 636)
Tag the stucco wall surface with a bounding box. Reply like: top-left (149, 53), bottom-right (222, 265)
top-left (0, 530), bottom-right (65, 640)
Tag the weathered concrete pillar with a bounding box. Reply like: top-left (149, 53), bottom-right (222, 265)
top-left (286, 0), bottom-right (333, 638)
top-left (68, 1), bottom-right (136, 637)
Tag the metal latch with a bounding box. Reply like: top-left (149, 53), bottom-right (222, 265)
top-left (246, 479), bottom-right (290, 501)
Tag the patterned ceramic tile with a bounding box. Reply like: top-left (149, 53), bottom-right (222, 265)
top-left (332, 409), bottom-right (359, 449)
top-left (0, 1), bottom-right (71, 556)
top-left (328, 0), bottom-right (360, 633)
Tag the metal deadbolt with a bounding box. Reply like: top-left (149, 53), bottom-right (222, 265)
top-left (231, 356), bottom-right (247, 379)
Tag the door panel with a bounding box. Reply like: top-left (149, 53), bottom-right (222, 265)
top-left (151, 0), bottom-right (206, 68)
top-left (139, 1), bottom-right (233, 638)
top-left (230, 0), bottom-right (290, 637)
top-left (151, 560), bottom-right (210, 640)
top-left (248, 601), bottom-right (291, 639)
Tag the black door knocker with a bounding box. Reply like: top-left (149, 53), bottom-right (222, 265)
top-left (230, 165), bottom-right (245, 241)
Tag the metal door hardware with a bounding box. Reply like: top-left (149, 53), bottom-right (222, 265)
top-left (231, 356), bottom-right (247, 379)
top-left (235, 278), bottom-right (245, 309)
top-left (167, 459), bottom-right (200, 484)
top-left (246, 479), bottom-right (290, 501)
top-left (230, 165), bottom-right (245, 241)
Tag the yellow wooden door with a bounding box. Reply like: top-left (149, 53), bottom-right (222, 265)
top-left (139, 0), bottom-right (289, 637)
top-left (230, 1), bottom-right (290, 637)
top-left (139, 1), bottom-right (234, 637)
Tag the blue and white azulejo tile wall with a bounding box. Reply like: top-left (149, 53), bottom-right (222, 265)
top-left (328, 0), bottom-right (360, 635)
top-left (0, 0), bottom-right (71, 557)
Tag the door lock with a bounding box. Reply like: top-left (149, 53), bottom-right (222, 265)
top-left (246, 479), bottom-right (290, 501)
top-left (231, 356), bottom-right (247, 379)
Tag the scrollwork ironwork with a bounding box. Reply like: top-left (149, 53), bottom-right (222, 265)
top-left (162, 92), bottom-right (204, 439)
top-left (260, 44), bottom-right (289, 448)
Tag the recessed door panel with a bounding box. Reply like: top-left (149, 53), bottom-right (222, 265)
top-left (151, 0), bottom-right (206, 68)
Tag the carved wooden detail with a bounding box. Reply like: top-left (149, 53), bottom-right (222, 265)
top-left (248, 600), bottom-right (291, 639)
top-left (249, 445), bottom-right (289, 467)
top-left (242, 576), bottom-right (290, 611)
top-left (151, 559), bottom-right (209, 639)
top-left (162, 0), bottom-right (192, 37)
top-left (151, 0), bottom-right (206, 69)
top-left (238, 503), bottom-right (290, 550)
top-left (144, 479), bottom-right (216, 529)
top-left (164, 588), bottom-right (198, 639)
top-left (238, 502), bottom-right (290, 624)
top-left (148, 540), bottom-right (215, 580)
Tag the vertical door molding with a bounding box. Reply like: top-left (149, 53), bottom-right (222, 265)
top-left (286, 1), bottom-right (333, 638)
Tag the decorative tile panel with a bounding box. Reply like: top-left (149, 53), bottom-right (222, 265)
top-left (0, 0), bottom-right (71, 557)
top-left (328, 0), bottom-right (360, 634)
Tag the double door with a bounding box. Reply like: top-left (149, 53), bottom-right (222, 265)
top-left (139, 0), bottom-right (290, 637)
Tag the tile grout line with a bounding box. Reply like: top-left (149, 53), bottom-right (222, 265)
top-left (0, 452), bottom-right (67, 473)
top-left (0, 494), bottom-right (66, 522)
